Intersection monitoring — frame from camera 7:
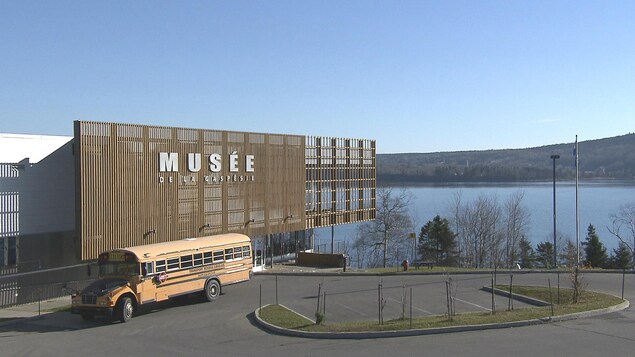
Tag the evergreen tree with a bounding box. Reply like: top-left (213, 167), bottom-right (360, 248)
top-left (417, 215), bottom-right (457, 266)
top-left (518, 236), bottom-right (535, 268)
top-left (582, 224), bottom-right (609, 268)
top-left (609, 242), bottom-right (634, 270)
top-left (536, 241), bottom-right (554, 268)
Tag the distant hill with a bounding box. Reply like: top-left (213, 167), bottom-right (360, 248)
top-left (377, 133), bottom-right (635, 184)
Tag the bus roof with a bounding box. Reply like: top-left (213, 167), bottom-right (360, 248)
top-left (112, 233), bottom-right (251, 260)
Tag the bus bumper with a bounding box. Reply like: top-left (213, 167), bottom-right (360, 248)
top-left (71, 306), bottom-right (115, 318)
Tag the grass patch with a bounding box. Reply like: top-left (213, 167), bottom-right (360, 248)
top-left (494, 285), bottom-right (623, 313)
top-left (259, 286), bottom-right (624, 333)
top-left (259, 305), bottom-right (314, 329)
top-left (360, 266), bottom-right (492, 274)
top-left (45, 305), bottom-right (71, 313)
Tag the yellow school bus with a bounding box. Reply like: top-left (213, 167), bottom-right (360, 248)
top-left (71, 233), bottom-right (253, 322)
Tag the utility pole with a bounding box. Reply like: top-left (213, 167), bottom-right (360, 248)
top-left (550, 154), bottom-right (560, 269)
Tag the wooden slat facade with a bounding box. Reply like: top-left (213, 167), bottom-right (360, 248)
top-left (75, 121), bottom-right (305, 260)
top-left (305, 136), bottom-right (376, 229)
top-left (75, 121), bottom-right (376, 261)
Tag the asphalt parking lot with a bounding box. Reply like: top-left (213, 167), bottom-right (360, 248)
top-left (2, 271), bottom-right (634, 356)
top-left (256, 273), bottom-right (535, 323)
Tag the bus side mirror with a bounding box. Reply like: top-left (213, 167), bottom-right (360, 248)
top-left (87, 264), bottom-right (92, 276)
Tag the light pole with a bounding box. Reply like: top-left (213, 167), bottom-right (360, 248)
top-left (330, 211), bottom-right (342, 254)
top-left (283, 214), bottom-right (293, 260)
top-left (551, 155), bottom-right (560, 269)
top-left (331, 224), bottom-right (335, 254)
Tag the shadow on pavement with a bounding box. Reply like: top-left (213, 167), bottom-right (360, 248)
top-left (0, 292), bottom-right (211, 334)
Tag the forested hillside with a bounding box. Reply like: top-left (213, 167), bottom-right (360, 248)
top-left (377, 133), bottom-right (635, 184)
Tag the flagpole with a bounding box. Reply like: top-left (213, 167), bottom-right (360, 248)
top-left (575, 135), bottom-right (580, 266)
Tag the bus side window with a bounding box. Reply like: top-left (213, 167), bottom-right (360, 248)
top-left (224, 248), bottom-right (233, 261)
top-left (243, 245), bottom-right (251, 258)
top-left (143, 262), bottom-right (154, 276)
top-left (156, 260), bottom-right (166, 272)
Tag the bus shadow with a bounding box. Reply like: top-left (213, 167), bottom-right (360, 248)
top-left (0, 293), bottom-right (211, 334)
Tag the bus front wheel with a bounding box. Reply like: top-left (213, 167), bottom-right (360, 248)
top-left (118, 296), bottom-right (134, 323)
top-left (205, 280), bottom-right (220, 302)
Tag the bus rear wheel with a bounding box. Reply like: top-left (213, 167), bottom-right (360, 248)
top-left (204, 279), bottom-right (220, 302)
top-left (118, 296), bottom-right (134, 323)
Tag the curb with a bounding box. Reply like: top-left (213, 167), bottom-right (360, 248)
top-left (254, 269), bottom-right (635, 277)
top-left (253, 298), bottom-right (630, 339)
top-left (481, 286), bottom-right (551, 306)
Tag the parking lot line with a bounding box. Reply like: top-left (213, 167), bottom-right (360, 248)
top-left (454, 297), bottom-right (491, 311)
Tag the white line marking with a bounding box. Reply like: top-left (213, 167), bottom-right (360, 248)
top-left (454, 297), bottom-right (491, 311)
top-left (334, 302), bottom-right (369, 317)
top-left (385, 297), bottom-right (434, 315)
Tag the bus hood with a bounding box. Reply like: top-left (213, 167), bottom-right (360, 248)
top-left (83, 278), bottom-right (129, 296)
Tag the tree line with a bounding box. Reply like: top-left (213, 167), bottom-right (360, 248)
top-left (352, 187), bottom-right (635, 270)
top-left (377, 133), bottom-right (635, 183)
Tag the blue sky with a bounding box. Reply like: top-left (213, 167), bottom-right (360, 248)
top-left (1, 0), bottom-right (633, 153)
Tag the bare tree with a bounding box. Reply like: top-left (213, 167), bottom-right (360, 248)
top-left (450, 192), bottom-right (530, 269)
top-left (502, 191), bottom-right (530, 269)
top-left (450, 192), bottom-right (465, 267)
top-left (472, 195), bottom-right (501, 268)
top-left (353, 187), bottom-right (413, 268)
top-left (608, 203), bottom-right (635, 266)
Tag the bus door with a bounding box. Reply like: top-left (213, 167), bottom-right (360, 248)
top-left (137, 261), bottom-right (160, 304)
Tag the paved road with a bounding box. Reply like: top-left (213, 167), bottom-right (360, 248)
top-left (2, 272), bottom-right (634, 356)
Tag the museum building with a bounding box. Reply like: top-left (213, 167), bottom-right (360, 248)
top-left (0, 120), bottom-right (376, 273)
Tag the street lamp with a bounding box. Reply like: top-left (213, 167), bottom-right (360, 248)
top-left (283, 215), bottom-right (293, 257)
top-left (551, 155), bottom-right (560, 269)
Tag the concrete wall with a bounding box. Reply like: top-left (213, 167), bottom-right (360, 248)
top-left (19, 141), bottom-right (75, 236)
top-left (0, 138), bottom-right (77, 271)
top-left (297, 252), bottom-right (346, 268)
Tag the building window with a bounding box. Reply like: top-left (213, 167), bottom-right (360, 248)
top-left (0, 237), bottom-right (5, 266)
top-left (0, 236), bottom-right (18, 267)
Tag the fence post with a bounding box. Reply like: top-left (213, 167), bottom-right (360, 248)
top-left (622, 268), bottom-right (626, 300)
top-left (548, 278), bottom-right (554, 317)
top-left (557, 270), bottom-right (561, 305)
top-left (508, 274), bottom-right (514, 311)
top-left (409, 287), bottom-right (413, 329)
top-left (491, 277), bottom-right (495, 314)
top-left (323, 291), bottom-right (326, 317)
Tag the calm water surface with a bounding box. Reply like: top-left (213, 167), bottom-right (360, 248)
top-left (315, 182), bottom-right (635, 253)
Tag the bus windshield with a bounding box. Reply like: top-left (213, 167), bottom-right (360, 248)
top-left (99, 261), bottom-right (139, 277)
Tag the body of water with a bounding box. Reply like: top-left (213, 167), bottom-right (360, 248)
top-left (314, 182), bottom-right (635, 254)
